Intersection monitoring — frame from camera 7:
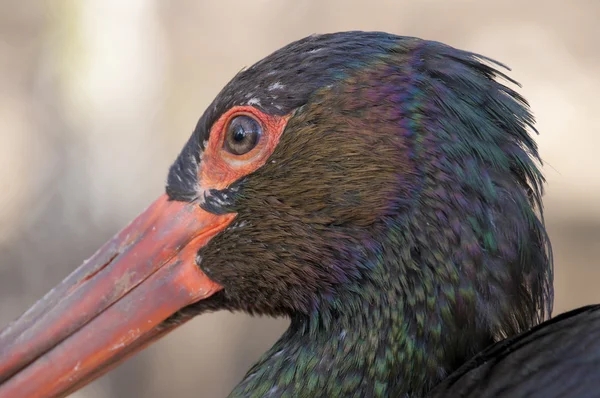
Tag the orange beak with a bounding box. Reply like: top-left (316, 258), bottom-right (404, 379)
top-left (0, 194), bottom-right (235, 398)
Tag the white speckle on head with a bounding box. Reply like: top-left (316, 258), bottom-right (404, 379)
top-left (227, 220), bottom-right (248, 231)
top-left (340, 329), bottom-right (347, 339)
top-left (266, 70), bottom-right (278, 76)
top-left (189, 151), bottom-right (205, 201)
top-left (189, 153), bottom-right (199, 170)
top-left (210, 193), bottom-right (229, 207)
top-left (267, 386), bottom-right (279, 396)
top-left (274, 104), bottom-right (283, 111)
top-left (273, 349), bottom-right (285, 358)
top-left (247, 97), bottom-right (261, 106)
top-left (308, 47), bottom-right (323, 54)
top-left (268, 82), bottom-right (285, 91)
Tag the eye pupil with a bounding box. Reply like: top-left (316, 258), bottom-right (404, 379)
top-left (224, 115), bottom-right (262, 155)
top-left (233, 126), bottom-right (246, 142)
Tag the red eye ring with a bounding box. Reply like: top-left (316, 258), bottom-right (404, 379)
top-left (198, 106), bottom-right (289, 193)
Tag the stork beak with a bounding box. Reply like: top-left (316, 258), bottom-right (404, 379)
top-left (0, 194), bottom-right (235, 398)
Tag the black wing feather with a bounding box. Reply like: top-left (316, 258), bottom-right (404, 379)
top-left (428, 305), bottom-right (600, 398)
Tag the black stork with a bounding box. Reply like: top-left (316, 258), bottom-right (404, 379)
top-left (0, 31), bottom-right (598, 398)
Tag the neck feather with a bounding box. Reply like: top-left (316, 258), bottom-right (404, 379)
top-left (230, 259), bottom-right (495, 397)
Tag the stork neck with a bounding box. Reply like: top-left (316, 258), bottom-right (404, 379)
top-left (228, 275), bottom-right (493, 397)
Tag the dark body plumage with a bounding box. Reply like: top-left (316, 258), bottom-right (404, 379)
top-left (160, 32), bottom-right (561, 397)
top-left (428, 305), bottom-right (600, 398)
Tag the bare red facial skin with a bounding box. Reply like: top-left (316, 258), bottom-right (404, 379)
top-left (0, 106), bottom-right (289, 398)
top-left (199, 105), bottom-right (289, 190)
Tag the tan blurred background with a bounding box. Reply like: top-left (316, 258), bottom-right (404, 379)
top-left (1, 1), bottom-right (599, 397)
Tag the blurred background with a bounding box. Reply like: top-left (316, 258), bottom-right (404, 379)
top-left (1, 1), bottom-right (599, 397)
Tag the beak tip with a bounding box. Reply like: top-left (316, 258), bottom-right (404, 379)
top-left (0, 195), bottom-right (235, 398)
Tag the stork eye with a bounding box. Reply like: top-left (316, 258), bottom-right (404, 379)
top-left (224, 115), bottom-right (262, 155)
